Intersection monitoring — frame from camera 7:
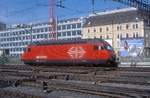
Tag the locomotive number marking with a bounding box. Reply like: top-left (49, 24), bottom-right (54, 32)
top-left (67, 46), bottom-right (86, 59)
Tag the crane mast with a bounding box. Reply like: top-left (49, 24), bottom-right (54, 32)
top-left (50, 0), bottom-right (57, 40)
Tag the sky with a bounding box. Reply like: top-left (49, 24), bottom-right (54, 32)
top-left (0, 0), bottom-right (129, 25)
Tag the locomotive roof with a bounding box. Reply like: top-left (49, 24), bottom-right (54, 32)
top-left (31, 39), bottom-right (105, 46)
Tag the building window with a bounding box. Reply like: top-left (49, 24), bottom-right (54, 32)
top-left (19, 31), bottom-right (21, 35)
top-left (62, 32), bottom-right (66, 36)
top-left (67, 25), bottom-right (71, 29)
top-left (120, 34), bottom-right (122, 38)
top-left (72, 31), bottom-right (76, 35)
top-left (48, 27), bottom-right (51, 31)
top-left (117, 34), bottom-right (120, 39)
top-left (72, 24), bottom-right (76, 29)
top-left (57, 26), bottom-right (61, 30)
top-left (57, 33), bottom-right (61, 37)
top-left (77, 30), bottom-right (81, 35)
top-left (37, 29), bottom-right (40, 33)
top-left (33, 29), bottom-right (36, 33)
top-left (62, 25), bottom-right (66, 30)
top-left (148, 20), bottom-right (150, 26)
top-left (126, 33), bottom-right (129, 38)
top-left (126, 24), bottom-right (129, 29)
top-left (37, 35), bottom-right (40, 38)
top-left (106, 27), bottom-right (109, 31)
top-left (133, 24), bottom-right (135, 29)
top-left (33, 35), bottom-right (36, 39)
top-left (106, 35), bottom-right (109, 39)
top-left (136, 24), bottom-right (138, 29)
top-left (133, 33), bottom-right (135, 38)
top-left (117, 26), bottom-right (119, 31)
top-left (12, 32), bottom-right (15, 35)
top-left (88, 29), bottom-right (90, 33)
top-left (19, 37), bottom-right (21, 40)
top-left (45, 28), bottom-right (48, 32)
top-left (117, 41), bottom-right (120, 47)
top-left (49, 34), bottom-right (51, 38)
top-left (100, 35), bottom-right (102, 39)
top-left (40, 34), bottom-right (44, 38)
top-left (93, 28), bottom-right (96, 32)
top-left (23, 36), bottom-right (25, 40)
top-left (77, 23), bottom-right (81, 28)
top-left (136, 32), bottom-right (139, 38)
top-left (44, 34), bottom-right (48, 38)
top-left (99, 28), bottom-right (102, 32)
top-left (67, 31), bottom-right (71, 36)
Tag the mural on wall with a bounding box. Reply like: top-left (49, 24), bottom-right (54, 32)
top-left (119, 38), bottom-right (144, 57)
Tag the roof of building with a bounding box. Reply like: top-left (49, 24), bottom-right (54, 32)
top-left (0, 17), bottom-right (83, 32)
top-left (83, 8), bottom-right (143, 27)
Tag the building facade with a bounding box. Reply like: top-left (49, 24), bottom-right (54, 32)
top-left (1, 8), bottom-right (149, 58)
top-left (82, 7), bottom-right (148, 56)
top-left (0, 18), bottom-right (84, 58)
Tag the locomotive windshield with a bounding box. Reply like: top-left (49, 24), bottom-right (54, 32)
top-left (106, 45), bottom-right (114, 50)
top-left (94, 45), bottom-right (114, 50)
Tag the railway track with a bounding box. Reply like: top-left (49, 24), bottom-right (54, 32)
top-left (0, 64), bottom-right (150, 98)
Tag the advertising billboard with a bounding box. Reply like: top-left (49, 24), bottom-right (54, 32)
top-left (119, 38), bottom-right (144, 57)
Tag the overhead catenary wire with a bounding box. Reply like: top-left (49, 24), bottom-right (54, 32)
top-left (1, 1), bottom-right (86, 24)
top-left (6, 6), bottom-right (36, 17)
top-left (6, 0), bottom-right (100, 18)
top-left (4, 0), bottom-right (150, 24)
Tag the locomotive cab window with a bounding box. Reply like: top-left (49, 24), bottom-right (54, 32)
top-left (106, 45), bottom-right (113, 50)
top-left (94, 46), bottom-right (103, 50)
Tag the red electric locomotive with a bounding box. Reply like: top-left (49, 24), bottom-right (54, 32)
top-left (21, 39), bottom-right (118, 67)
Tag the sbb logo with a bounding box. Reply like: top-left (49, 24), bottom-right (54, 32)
top-left (68, 46), bottom-right (86, 59)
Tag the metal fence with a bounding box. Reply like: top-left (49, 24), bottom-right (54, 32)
top-left (119, 56), bottom-right (150, 67)
top-left (3, 57), bottom-right (24, 65)
top-left (120, 56), bottom-right (150, 62)
top-left (1, 56), bottom-right (150, 67)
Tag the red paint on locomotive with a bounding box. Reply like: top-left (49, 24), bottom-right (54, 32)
top-left (21, 39), bottom-right (117, 67)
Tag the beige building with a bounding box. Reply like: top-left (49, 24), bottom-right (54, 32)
top-left (82, 7), bottom-right (146, 53)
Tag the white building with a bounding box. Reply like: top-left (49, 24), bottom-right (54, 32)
top-left (0, 18), bottom-right (84, 58)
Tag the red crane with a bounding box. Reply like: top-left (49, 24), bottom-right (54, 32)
top-left (49, 0), bottom-right (57, 40)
